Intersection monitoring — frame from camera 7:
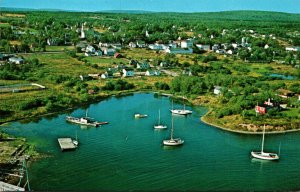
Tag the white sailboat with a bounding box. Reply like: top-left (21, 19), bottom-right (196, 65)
top-left (170, 99), bottom-right (192, 115)
top-left (72, 131), bottom-right (79, 147)
top-left (251, 125), bottom-right (279, 161)
top-left (154, 109), bottom-right (167, 129)
top-left (163, 115), bottom-right (184, 146)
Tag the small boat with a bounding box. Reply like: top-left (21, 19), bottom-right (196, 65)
top-left (66, 110), bottom-right (108, 127)
top-left (170, 99), bottom-right (192, 115)
top-left (251, 125), bottom-right (279, 161)
top-left (72, 131), bottom-right (79, 147)
top-left (154, 109), bottom-right (167, 129)
top-left (163, 115), bottom-right (184, 146)
top-left (134, 114), bottom-right (148, 118)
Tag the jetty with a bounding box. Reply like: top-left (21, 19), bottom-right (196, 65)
top-left (58, 138), bottom-right (77, 151)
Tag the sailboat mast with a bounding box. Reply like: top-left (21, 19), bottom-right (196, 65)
top-left (158, 109), bottom-right (161, 125)
top-left (171, 115), bottom-right (174, 140)
top-left (261, 124), bottom-right (265, 153)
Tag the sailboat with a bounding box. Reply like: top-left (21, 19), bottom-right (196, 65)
top-left (251, 125), bottom-right (279, 161)
top-left (154, 109), bottom-right (167, 129)
top-left (170, 98), bottom-right (192, 115)
top-left (72, 131), bottom-right (79, 147)
top-left (163, 115), bottom-right (184, 146)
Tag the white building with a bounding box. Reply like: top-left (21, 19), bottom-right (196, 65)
top-left (286, 46), bottom-right (300, 51)
top-left (145, 70), bottom-right (160, 76)
top-left (122, 69), bottom-right (135, 77)
top-left (129, 42), bottom-right (137, 48)
top-left (137, 62), bottom-right (150, 70)
top-left (196, 44), bottom-right (210, 51)
top-left (9, 57), bottom-right (24, 64)
top-left (213, 86), bottom-right (222, 95)
top-left (181, 39), bottom-right (193, 48)
top-left (165, 48), bottom-right (193, 54)
top-left (102, 48), bottom-right (116, 56)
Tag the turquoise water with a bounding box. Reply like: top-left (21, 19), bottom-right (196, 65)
top-left (1, 93), bottom-right (300, 191)
top-left (269, 73), bottom-right (296, 80)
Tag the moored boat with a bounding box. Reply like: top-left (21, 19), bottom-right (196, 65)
top-left (134, 114), bottom-right (148, 118)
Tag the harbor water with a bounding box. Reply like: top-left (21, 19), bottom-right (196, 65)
top-left (1, 93), bottom-right (300, 191)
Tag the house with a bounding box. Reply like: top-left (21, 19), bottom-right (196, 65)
top-left (285, 46), bottom-right (300, 52)
top-left (137, 62), bottom-right (150, 70)
top-left (129, 60), bottom-right (139, 66)
top-left (216, 49), bottom-right (225, 54)
top-left (122, 68), bottom-right (135, 77)
top-left (8, 57), bottom-right (24, 64)
top-left (114, 53), bottom-right (122, 58)
top-left (212, 44), bottom-right (220, 51)
top-left (181, 39), bottom-right (194, 48)
top-left (255, 105), bottom-right (266, 114)
top-left (264, 44), bottom-right (270, 49)
top-left (129, 42), bottom-right (137, 48)
top-left (160, 61), bottom-right (169, 68)
top-left (148, 44), bottom-right (163, 50)
top-left (136, 40), bottom-right (146, 48)
top-left (112, 43), bottom-right (122, 50)
top-left (145, 70), bottom-right (160, 76)
top-left (86, 45), bottom-right (96, 53)
top-left (213, 86), bottom-right (222, 95)
top-left (102, 48), bottom-right (116, 56)
top-left (95, 50), bottom-right (103, 56)
top-left (226, 50), bottom-right (234, 55)
top-left (76, 41), bottom-right (88, 52)
top-left (165, 48), bottom-right (193, 54)
top-left (101, 71), bottom-right (114, 79)
top-left (196, 44), bottom-right (210, 51)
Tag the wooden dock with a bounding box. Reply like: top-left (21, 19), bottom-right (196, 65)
top-left (58, 138), bottom-right (77, 151)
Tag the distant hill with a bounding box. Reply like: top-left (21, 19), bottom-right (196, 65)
top-left (1, 7), bottom-right (300, 22)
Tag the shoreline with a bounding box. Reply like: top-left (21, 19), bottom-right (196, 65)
top-left (200, 109), bottom-right (300, 135)
top-left (1, 90), bottom-right (299, 135)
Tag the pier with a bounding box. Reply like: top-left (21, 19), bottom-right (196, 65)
top-left (58, 138), bottom-right (77, 151)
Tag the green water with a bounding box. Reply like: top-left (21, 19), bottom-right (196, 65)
top-left (1, 93), bottom-right (300, 191)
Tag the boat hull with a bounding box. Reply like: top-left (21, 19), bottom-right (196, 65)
top-left (154, 125), bottom-right (167, 129)
top-left (251, 151), bottom-right (279, 161)
top-left (163, 138), bottom-right (184, 146)
top-left (134, 114), bottom-right (148, 118)
top-left (170, 109), bottom-right (192, 115)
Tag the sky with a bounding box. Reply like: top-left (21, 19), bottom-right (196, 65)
top-left (1, 0), bottom-right (300, 13)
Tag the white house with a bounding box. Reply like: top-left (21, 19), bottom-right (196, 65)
top-left (165, 48), bottom-right (193, 54)
top-left (86, 45), bottom-right (96, 53)
top-left (181, 39), bottom-right (193, 48)
top-left (9, 57), bottom-right (24, 64)
top-left (216, 49), bottom-right (225, 54)
top-left (286, 46), bottom-right (300, 51)
top-left (213, 86), bottom-right (222, 95)
top-left (264, 44), bottom-right (270, 49)
top-left (148, 44), bottom-right (163, 50)
top-left (129, 42), bottom-right (137, 48)
top-left (101, 71), bottom-right (114, 79)
top-left (196, 44), bottom-right (210, 51)
top-left (145, 70), bottom-right (160, 76)
top-left (136, 40), bottom-right (146, 48)
top-left (122, 69), bottom-right (135, 77)
top-left (102, 48), bottom-right (116, 56)
top-left (226, 50), bottom-right (233, 55)
top-left (137, 62), bottom-right (150, 70)
top-left (160, 61), bottom-right (169, 68)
